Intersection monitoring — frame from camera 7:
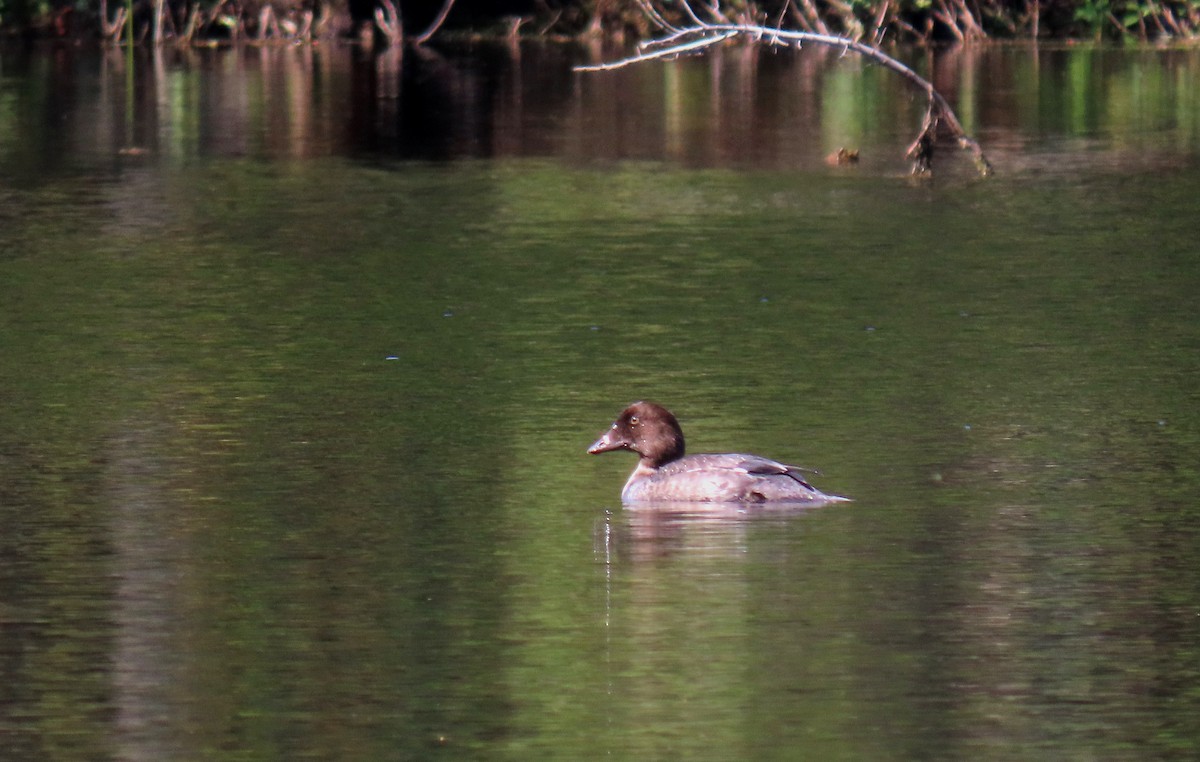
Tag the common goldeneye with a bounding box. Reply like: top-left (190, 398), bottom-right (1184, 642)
top-left (588, 401), bottom-right (848, 504)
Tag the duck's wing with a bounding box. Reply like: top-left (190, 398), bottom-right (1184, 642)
top-left (666, 454), bottom-right (818, 491)
top-left (735, 456), bottom-right (817, 490)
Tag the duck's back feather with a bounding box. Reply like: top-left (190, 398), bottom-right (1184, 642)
top-left (623, 453), bottom-right (844, 504)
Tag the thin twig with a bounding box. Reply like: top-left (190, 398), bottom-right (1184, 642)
top-left (414, 0), bottom-right (457, 44)
top-left (641, 26), bottom-right (707, 50)
top-left (678, 0), bottom-right (707, 27)
top-left (634, 0), bottom-right (679, 33)
top-left (792, 0), bottom-right (829, 34)
top-left (774, 0), bottom-right (792, 29)
top-left (869, 0), bottom-right (890, 44)
top-left (576, 29), bottom-right (738, 71)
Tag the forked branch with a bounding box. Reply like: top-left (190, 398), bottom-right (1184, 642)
top-left (577, 23), bottom-right (992, 176)
top-left (375, 0), bottom-right (403, 46)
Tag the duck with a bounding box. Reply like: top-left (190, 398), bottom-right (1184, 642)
top-left (588, 401), bottom-right (849, 504)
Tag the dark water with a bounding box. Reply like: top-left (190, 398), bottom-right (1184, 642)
top-left (1, 41), bottom-right (1199, 760)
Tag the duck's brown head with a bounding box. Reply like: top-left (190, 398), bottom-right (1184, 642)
top-left (587, 401), bottom-right (686, 468)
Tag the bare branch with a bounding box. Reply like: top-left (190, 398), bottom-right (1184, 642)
top-left (375, 0), bottom-right (403, 46)
top-left (789, 0), bottom-right (829, 34)
top-left (678, 0), bottom-right (708, 27)
top-left (414, 0), bottom-right (458, 44)
top-left (102, 5), bottom-right (127, 42)
top-left (178, 5), bottom-right (199, 43)
top-left (868, 0), bottom-right (890, 45)
top-left (634, 0), bottom-right (680, 33)
top-left (774, 0), bottom-right (792, 29)
top-left (576, 29), bottom-right (738, 71)
top-left (575, 22), bottom-right (992, 176)
top-left (702, 1), bottom-right (734, 24)
top-left (152, 0), bottom-right (164, 44)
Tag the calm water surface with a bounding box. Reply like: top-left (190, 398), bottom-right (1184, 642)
top-left (1, 41), bottom-right (1199, 760)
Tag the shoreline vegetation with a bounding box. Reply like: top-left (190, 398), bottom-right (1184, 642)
top-left (2, 0), bottom-right (1199, 46)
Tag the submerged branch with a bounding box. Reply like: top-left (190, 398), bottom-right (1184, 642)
top-left (576, 23), bottom-right (992, 176)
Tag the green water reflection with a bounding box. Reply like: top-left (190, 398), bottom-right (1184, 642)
top-left (1, 42), bottom-right (1199, 760)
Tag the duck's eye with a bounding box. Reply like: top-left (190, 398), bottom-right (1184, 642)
top-left (629, 416), bottom-right (639, 426)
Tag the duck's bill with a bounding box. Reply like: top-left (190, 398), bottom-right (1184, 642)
top-left (587, 429), bottom-right (623, 454)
